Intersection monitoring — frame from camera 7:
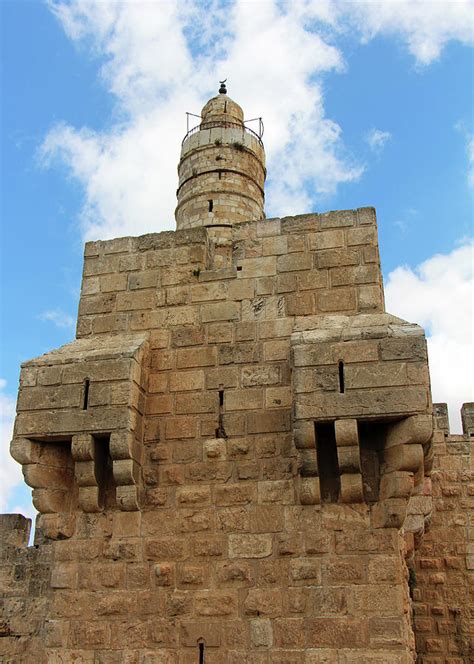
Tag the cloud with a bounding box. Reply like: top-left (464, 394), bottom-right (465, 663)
top-left (42, 0), bottom-right (362, 240)
top-left (343, 0), bottom-right (474, 66)
top-left (39, 308), bottom-right (75, 329)
top-left (385, 241), bottom-right (474, 433)
top-left (366, 128), bottom-right (392, 154)
top-left (42, 0), bottom-right (474, 242)
top-left (0, 379), bottom-right (24, 512)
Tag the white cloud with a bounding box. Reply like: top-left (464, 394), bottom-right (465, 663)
top-left (342, 0), bottom-right (474, 66)
top-left (0, 379), bottom-right (24, 512)
top-left (385, 241), bottom-right (474, 433)
top-left (366, 128), bottom-right (392, 153)
top-left (39, 308), bottom-right (75, 329)
top-left (41, 1), bottom-right (474, 241)
top-left (42, 0), bottom-right (362, 240)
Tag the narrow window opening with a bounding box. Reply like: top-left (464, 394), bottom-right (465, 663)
top-left (358, 421), bottom-right (386, 503)
top-left (315, 422), bottom-right (340, 503)
top-left (224, 101), bottom-right (227, 113)
top-left (82, 378), bottom-right (90, 410)
top-left (338, 361), bottom-right (345, 393)
top-left (216, 388), bottom-right (226, 438)
top-left (198, 641), bottom-right (205, 663)
top-left (94, 435), bottom-right (117, 509)
top-left (208, 199), bottom-right (213, 212)
top-left (218, 170), bottom-right (222, 180)
top-left (236, 265), bottom-right (242, 271)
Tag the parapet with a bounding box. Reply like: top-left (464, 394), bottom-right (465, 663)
top-left (0, 514), bottom-right (31, 548)
top-left (434, 402), bottom-right (474, 438)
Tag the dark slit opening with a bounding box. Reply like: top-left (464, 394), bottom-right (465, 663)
top-left (338, 361), bottom-right (345, 393)
top-left (82, 378), bottom-right (90, 410)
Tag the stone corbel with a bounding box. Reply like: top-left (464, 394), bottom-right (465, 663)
top-left (372, 414), bottom-right (433, 529)
top-left (334, 419), bottom-right (364, 503)
top-left (294, 422), bottom-right (321, 505)
top-left (110, 431), bottom-right (142, 511)
top-left (71, 434), bottom-right (102, 512)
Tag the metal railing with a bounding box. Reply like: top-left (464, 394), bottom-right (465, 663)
top-left (183, 115), bottom-right (264, 146)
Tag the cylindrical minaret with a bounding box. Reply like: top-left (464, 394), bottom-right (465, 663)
top-left (175, 83), bottom-right (266, 230)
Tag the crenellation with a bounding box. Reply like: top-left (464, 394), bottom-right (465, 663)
top-left (2, 86), bottom-right (472, 663)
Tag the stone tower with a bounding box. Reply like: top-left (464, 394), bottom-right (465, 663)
top-left (1, 86), bottom-right (473, 663)
top-left (175, 82), bottom-right (265, 230)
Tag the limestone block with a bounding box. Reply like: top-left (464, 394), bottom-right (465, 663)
top-left (78, 486), bottom-right (101, 513)
top-left (277, 252), bottom-right (312, 272)
top-left (180, 621), bottom-right (222, 647)
top-left (169, 370), bottom-right (204, 392)
top-left (385, 414), bottom-right (433, 449)
top-left (250, 618), bottom-right (273, 647)
top-left (201, 301), bottom-right (240, 322)
top-left (71, 434), bottom-right (94, 462)
top-left (379, 471), bottom-right (414, 499)
top-left (37, 512), bottom-right (75, 540)
top-left (298, 477), bottom-right (321, 505)
top-left (225, 388), bottom-right (263, 411)
top-left (244, 588), bottom-right (282, 616)
top-left (334, 419), bottom-right (358, 447)
top-left (229, 534), bottom-right (272, 558)
top-left (177, 347), bottom-right (217, 368)
top-left (247, 411), bottom-right (291, 433)
top-left (236, 256), bottom-right (276, 278)
top-left (379, 337), bottom-right (427, 361)
top-left (384, 444), bottom-right (424, 473)
top-left (294, 387), bottom-right (428, 420)
top-left (113, 459), bottom-right (140, 486)
top-left (315, 249), bottom-right (359, 269)
top-left (10, 437), bottom-right (41, 465)
top-left (241, 365), bottom-right (280, 387)
top-left (310, 229), bottom-right (344, 250)
top-left (371, 498), bottom-right (407, 529)
top-left (23, 464), bottom-right (73, 490)
top-left (116, 485), bottom-right (139, 511)
top-left (294, 422), bottom-right (315, 450)
top-left (32, 488), bottom-right (70, 513)
top-left (358, 284), bottom-right (383, 312)
top-left (337, 447), bottom-right (361, 474)
top-left (340, 474), bottom-right (364, 503)
top-left (75, 461), bottom-right (99, 487)
top-left (0, 514), bottom-right (31, 547)
top-left (317, 288), bottom-right (357, 313)
top-left (109, 431), bottom-right (141, 462)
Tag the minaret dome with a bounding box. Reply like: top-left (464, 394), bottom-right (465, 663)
top-left (175, 84), bottom-right (266, 230)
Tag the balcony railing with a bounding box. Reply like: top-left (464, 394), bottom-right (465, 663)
top-left (182, 116), bottom-right (264, 146)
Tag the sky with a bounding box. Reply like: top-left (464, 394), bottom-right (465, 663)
top-left (1, 0), bottom-right (473, 519)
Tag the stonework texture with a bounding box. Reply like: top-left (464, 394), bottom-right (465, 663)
top-left (1, 90), bottom-right (472, 663)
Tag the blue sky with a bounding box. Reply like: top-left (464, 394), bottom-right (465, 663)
top-left (1, 0), bottom-right (473, 516)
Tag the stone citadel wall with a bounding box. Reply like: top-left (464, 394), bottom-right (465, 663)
top-left (1, 205), bottom-right (466, 663)
top-left (411, 404), bottom-right (473, 664)
top-left (0, 88), bottom-right (472, 663)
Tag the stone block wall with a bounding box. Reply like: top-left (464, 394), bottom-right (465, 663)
top-left (0, 207), bottom-right (455, 663)
top-left (412, 404), bottom-right (474, 663)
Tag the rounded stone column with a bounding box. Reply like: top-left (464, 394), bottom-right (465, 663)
top-left (175, 86), bottom-right (266, 230)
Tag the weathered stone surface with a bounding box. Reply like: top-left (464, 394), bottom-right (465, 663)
top-left (5, 87), bottom-right (460, 664)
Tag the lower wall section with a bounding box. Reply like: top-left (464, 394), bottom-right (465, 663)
top-left (1, 503), bottom-right (416, 663)
top-left (412, 431), bottom-right (473, 664)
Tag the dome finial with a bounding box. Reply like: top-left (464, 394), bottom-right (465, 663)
top-left (219, 79), bottom-right (227, 95)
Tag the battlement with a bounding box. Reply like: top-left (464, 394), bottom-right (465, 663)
top-left (433, 401), bottom-right (474, 438)
top-left (0, 514), bottom-right (31, 548)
